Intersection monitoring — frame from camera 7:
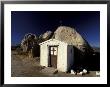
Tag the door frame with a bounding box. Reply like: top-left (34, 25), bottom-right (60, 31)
top-left (48, 45), bottom-right (58, 68)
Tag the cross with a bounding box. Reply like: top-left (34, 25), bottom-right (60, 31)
top-left (51, 47), bottom-right (57, 55)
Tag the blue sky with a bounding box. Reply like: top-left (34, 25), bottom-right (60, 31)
top-left (11, 11), bottom-right (100, 47)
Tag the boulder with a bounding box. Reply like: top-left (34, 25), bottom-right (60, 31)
top-left (53, 26), bottom-right (93, 53)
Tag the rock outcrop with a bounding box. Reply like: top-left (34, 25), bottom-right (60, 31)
top-left (21, 33), bottom-right (40, 57)
top-left (42, 31), bottom-right (52, 40)
top-left (53, 26), bottom-right (93, 53)
top-left (21, 33), bottom-right (38, 52)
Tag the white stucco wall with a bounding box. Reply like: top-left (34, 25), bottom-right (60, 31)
top-left (40, 44), bottom-right (48, 67)
top-left (39, 39), bottom-right (68, 72)
top-left (57, 43), bottom-right (67, 72)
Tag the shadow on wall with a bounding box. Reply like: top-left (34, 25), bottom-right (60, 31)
top-left (71, 46), bottom-right (100, 71)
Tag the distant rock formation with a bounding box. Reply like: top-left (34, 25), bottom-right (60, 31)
top-left (21, 33), bottom-right (40, 57)
top-left (21, 33), bottom-right (37, 52)
top-left (38, 31), bottom-right (53, 43)
top-left (42, 31), bottom-right (52, 40)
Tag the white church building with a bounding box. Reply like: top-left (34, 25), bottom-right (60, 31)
top-left (39, 39), bottom-right (74, 72)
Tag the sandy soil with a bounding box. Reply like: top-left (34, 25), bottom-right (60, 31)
top-left (11, 50), bottom-right (99, 77)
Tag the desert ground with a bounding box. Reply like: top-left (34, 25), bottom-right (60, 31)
top-left (11, 50), bottom-right (99, 77)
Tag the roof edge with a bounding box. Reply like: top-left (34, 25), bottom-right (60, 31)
top-left (39, 39), bottom-right (68, 45)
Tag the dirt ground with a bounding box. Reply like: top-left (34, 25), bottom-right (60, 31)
top-left (11, 50), bottom-right (99, 77)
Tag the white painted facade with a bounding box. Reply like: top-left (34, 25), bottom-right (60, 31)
top-left (39, 39), bottom-right (74, 72)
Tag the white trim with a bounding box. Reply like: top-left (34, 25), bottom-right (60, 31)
top-left (39, 39), bottom-right (68, 45)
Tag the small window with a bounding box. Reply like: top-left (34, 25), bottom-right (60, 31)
top-left (50, 46), bottom-right (57, 55)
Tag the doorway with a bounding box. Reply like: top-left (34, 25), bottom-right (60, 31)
top-left (48, 46), bottom-right (58, 68)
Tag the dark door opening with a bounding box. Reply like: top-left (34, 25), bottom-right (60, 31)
top-left (48, 46), bottom-right (58, 68)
